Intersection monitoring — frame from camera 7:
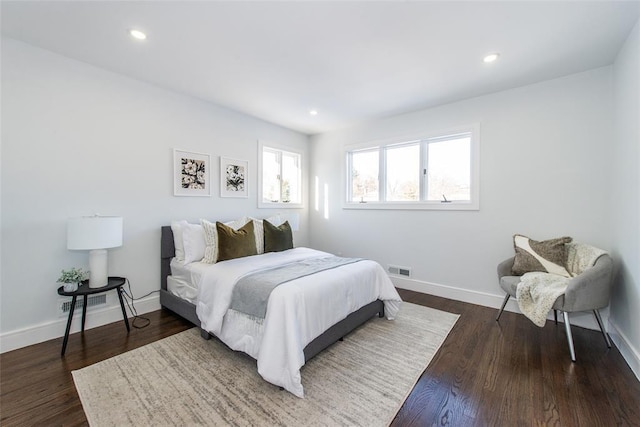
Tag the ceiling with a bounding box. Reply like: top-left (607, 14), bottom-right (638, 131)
top-left (2, 1), bottom-right (639, 135)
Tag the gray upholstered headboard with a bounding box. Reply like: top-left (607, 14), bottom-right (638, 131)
top-left (161, 226), bottom-right (175, 291)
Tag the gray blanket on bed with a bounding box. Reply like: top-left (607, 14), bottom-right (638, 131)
top-left (230, 256), bottom-right (363, 319)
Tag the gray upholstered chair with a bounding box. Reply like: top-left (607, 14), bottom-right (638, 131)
top-left (495, 254), bottom-right (614, 362)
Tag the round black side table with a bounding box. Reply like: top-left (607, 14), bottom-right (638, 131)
top-left (57, 276), bottom-right (130, 356)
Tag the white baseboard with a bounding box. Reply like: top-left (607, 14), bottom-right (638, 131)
top-left (391, 275), bottom-right (506, 309)
top-left (390, 275), bottom-right (605, 331)
top-left (608, 318), bottom-right (640, 381)
top-left (0, 295), bottom-right (160, 354)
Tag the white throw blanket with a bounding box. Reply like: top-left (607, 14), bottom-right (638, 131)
top-left (516, 243), bottom-right (607, 327)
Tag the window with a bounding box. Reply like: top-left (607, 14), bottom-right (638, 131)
top-left (259, 141), bottom-right (302, 208)
top-left (425, 135), bottom-right (471, 202)
top-left (351, 149), bottom-right (379, 202)
top-left (386, 142), bottom-right (420, 201)
top-left (345, 126), bottom-right (479, 210)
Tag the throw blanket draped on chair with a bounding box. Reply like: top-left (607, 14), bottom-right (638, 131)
top-left (516, 243), bottom-right (607, 327)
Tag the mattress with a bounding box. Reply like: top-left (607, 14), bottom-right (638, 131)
top-left (167, 258), bottom-right (210, 304)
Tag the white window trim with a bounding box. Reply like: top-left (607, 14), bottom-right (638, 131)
top-left (343, 124), bottom-right (480, 211)
top-left (258, 140), bottom-right (304, 209)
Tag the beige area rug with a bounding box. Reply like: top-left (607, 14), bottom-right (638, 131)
top-left (72, 302), bottom-right (459, 426)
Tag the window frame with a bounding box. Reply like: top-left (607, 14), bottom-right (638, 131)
top-left (258, 140), bottom-right (303, 209)
top-left (343, 124), bottom-right (480, 211)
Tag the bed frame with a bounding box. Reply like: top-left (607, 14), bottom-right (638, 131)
top-left (160, 226), bottom-right (384, 362)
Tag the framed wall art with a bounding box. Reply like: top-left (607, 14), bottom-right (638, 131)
top-left (173, 149), bottom-right (211, 197)
top-left (220, 157), bottom-right (248, 198)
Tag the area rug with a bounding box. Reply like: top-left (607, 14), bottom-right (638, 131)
top-left (72, 302), bottom-right (458, 426)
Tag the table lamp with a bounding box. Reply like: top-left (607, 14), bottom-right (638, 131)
top-left (67, 216), bottom-right (123, 288)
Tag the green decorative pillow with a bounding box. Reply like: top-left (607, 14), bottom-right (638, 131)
top-left (216, 220), bottom-right (257, 262)
top-left (264, 220), bottom-right (293, 253)
top-left (201, 217), bottom-right (247, 264)
top-left (512, 234), bottom-right (572, 277)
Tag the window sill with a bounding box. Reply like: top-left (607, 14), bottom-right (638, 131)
top-left (343, 201), bottom-right (479, 211)
top-left (259, 201), bottom-right (304, 209)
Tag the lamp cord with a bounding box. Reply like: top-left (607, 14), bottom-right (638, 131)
top-left (119, 279), bottom-right (159, 329)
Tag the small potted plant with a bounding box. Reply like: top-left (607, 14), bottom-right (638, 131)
top-left (57, 268), bottom-right (88, 292)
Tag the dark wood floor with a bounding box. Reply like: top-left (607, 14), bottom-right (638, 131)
top-left (2, 289), bottom-right (639, 426)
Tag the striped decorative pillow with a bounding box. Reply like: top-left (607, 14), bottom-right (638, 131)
top-left (512, 234), bottom-right (572, 277)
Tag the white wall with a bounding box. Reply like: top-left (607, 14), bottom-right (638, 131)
top-left (310, 67), bottom-right (614, 328)
top-left (610, 21), bottom-right (640, 379)
top-left (0, 38), bottom-right (309, 351)
top-left (3, 29), bottom-right (637, 375)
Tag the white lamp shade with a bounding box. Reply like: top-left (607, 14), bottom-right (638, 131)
top-left (67, 216), bottom-right (123, 250)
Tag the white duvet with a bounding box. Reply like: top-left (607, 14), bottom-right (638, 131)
top-left (195, 247), bottom-right (402, 397)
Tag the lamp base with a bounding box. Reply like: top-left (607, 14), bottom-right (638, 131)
top-left (88, 249), bottom-right (109, 288)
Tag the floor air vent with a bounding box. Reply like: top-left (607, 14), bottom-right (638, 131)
top-left (388, 265), bottom-right (412, 278)
top-left (60, 294), bottom-right (107, 313)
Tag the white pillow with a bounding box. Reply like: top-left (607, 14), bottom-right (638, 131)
top-left (201, 217), bottom-right (248, 263)
top-left (182, 223), bottom-right (206, 264)
top-left (170, 220), bottom-right (188, 262)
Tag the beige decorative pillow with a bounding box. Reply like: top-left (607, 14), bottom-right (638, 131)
top-left (201, 217), bottom-right (247, 264)
top-left (249, 217), bottom-right (265, 255)
top-left (264, 220), bottom-right (293, 253)
top-left (216, 221), bottom-right (257, 262)
top-left (512, 234), bottom-right (572, 277)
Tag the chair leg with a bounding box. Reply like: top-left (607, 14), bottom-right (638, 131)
top-left (593, 309), bottom-right (612, 349)
top-left (563, 311), bottom-right (576, 362)
top-left (496, 294), bottom-right (510, 321)
top-left (554, 310), bottom-right (558, 325)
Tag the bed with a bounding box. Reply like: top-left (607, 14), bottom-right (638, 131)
top-left (160, 225), bottom-right (401, 397)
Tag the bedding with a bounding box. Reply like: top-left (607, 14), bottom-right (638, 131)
top-left (178, 247), bottom-right (402, 398)
top-left (170, 220), bottom-right (188, 262)
top-left (167, 276), bottom-right (197, 303)
top-left (215, 220), bottom-right (258, 262)
top-left (201, 217), bottom-right (248, 263)
top-left (230, 255), bottom-right (364, 319)
top-left (263, 220), bottom-right (293, 252)
top-left (200, 215), bottom-right (283, 262)
top-left (181, 223), bottom-right (206, 264)
top-left (249, 214), bottom-right (283, 254)
top-left (164, 221), bottom-right (401, 398)
top-left (168, 258), bottom-right (209, 303)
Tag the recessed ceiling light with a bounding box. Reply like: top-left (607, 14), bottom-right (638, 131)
top-left (309, 110), bottom-right (318, 116)
top-left (129, 29), bottom-right (147, 40)
top-left (483, 53), bottom-right (500, 63)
